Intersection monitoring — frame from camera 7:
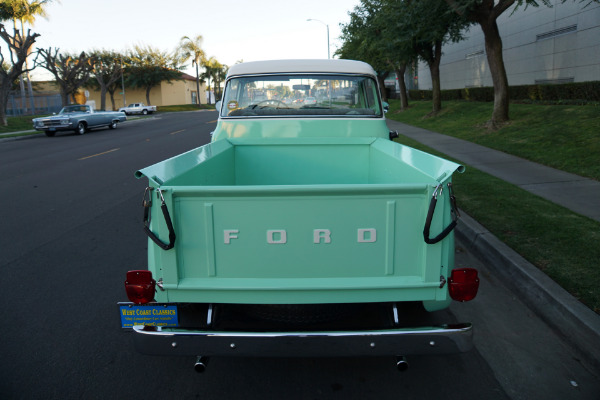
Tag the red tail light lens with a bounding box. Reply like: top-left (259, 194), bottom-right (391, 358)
top-left (125, 270), bottom-right (156, 304)
top-left (449, 268), bottom-right (479, 302)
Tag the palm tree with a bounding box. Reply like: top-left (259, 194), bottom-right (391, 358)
top-left (178, 35), bottom-right (206, 106)
top-left (201, 56), bottom-right (218, 104)
top-left (0, 0), bottom-right (55, 113)
top-left (201, 57), bottom-right (228, 103)
top-left (214, 62), bottom-right (228, 101)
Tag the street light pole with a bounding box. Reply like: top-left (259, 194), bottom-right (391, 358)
top-left (120, 58), bottom-right (126, 107)
top-left (307, 19), bottom-right (330, 59)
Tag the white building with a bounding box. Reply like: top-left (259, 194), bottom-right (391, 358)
top-left (416, 1), bottom-right (600, 90)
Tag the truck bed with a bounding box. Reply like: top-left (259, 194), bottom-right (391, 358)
top-left (136, 138), bottom-right (463, 308)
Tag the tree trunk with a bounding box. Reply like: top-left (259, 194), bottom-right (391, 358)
top-left (206, 77), bottom-right (211, 104)
top-left (429, 62), bottom-right (441, 113)
top-left (0, 86), bottom-right (10, 126)
top-left (377, 72), bottom-right (389, 102)
top-left (379, 77), bottom-right (388, 102)
top-left (20, 21), bottom-right (35, 114)
top-left (146, 87), bottom-right (152, 105)
top-left (394, 64), bottom-right (409, 110)
top-left (100, 86), bottom-right (107, 111)
top-left (429, 41), bottom-right (443, 114)
top-left (108, 90), bottom-right (116, 111)
top-left (479, 18), bottom-right (510, 125)
top-left (195, 63), bottom-right (202, 105)
top-left (60, 88), bottom-right (69, 106)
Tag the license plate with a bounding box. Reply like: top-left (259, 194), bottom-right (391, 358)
top-left (119, 303), bottom-right (178, 328)
top-left (49, 128), bottom-right (56, 131)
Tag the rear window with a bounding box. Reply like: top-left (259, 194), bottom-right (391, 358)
top-left (220, 74), bottom-right (383, 118)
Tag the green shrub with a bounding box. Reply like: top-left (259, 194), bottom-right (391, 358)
top-left (462, 87), bottom-right (494, 102)
top-left (408, 90), bottom-right (432, 100)
top-left (411, 81), bottom-right (600, 103)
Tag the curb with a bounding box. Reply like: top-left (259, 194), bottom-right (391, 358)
top-left (0, 132), bottom-right (43, 142)
top-left (456, 210), bottom-right (600, 371)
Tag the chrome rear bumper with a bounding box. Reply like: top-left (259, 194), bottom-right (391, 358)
top-left (131, 323), bottom-right (473, 357)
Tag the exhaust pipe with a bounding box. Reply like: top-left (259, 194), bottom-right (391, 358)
top-left (396, 356), bottom-right (409, 372)
top-left (194, 356), bottom-right (209, 373)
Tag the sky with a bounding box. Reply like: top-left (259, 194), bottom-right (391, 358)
top-left (9, 0), bottom-right (361, 81)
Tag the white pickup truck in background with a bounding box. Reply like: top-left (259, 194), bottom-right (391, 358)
top-left (118, 103), bottom-right (157, 115)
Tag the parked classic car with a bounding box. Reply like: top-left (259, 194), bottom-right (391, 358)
top-left (32, 105), bottom-right (127, 137)
top-left (118, 103), bottom-right (157, 115)
top-left (121, 59), bottom-right (479, 372)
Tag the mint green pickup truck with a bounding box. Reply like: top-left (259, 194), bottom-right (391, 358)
top-left (120, 59), bottom-right (479, 371)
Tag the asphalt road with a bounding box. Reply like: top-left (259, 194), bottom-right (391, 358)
top-left (1, 112), bottom-right (598, 399)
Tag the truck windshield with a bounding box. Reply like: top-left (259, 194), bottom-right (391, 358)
top-left (220, 74), bottom-right (383, 118)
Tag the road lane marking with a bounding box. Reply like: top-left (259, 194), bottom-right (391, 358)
top-left (207, 120), bottom-right (218, 123)
top-left (78, 148), bottom-right (120, 160)
top-left (169, 130), bottom-right (185, 135)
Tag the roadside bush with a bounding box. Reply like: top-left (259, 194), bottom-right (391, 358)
top-left (410, 81), bottom-right (600, 104)
top-left (462, 87), bottom-right (494, 102)
top-left (408, 90), bottom-right (432, 100)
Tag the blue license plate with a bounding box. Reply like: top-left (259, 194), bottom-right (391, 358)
top-left (119, 303), bottom-right (178, 328)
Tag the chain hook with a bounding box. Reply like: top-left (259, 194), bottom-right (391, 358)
top-left (142, 187), bottom-right (153, 208)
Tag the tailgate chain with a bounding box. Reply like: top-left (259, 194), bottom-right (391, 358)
top-left (143, 187), bottom-right (177, 250)
top-left (423, 183), bottom-right (460, 245)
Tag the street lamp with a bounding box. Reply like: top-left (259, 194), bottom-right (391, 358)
top-left (120, 57), bottom-right (127, 107)
top-left (307, 19), bottom-right (330, 59)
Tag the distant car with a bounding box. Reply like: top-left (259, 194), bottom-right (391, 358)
top-left (32, 105), bottom-right (127, 137)
top-left (118, 103), bottom-right (157, 115)
top-left (304, 97), bottom-right (317, 106)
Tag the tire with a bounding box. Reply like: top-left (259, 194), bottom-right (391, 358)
top-left (75, 122), bottom-right (86, 135)
top-left (108, 121), bottom-right (117, 129)
top-left (142, 109), bottom-right (148, 115)
top-left (45, 131), bottom-right (55, 137)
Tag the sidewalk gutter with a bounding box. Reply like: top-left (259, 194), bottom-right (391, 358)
top-left (456, 210), bottom-right (600, 371)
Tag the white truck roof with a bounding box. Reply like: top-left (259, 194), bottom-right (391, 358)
top-left (227, 59), bottom-right (377, 78)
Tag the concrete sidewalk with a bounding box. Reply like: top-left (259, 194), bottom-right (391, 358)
top-left (386, 120), bottom-right (600, 370)
top-left (387, 120), bottom-right (600, 222)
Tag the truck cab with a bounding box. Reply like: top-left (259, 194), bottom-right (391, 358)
top-left (213, 59), bottom-right (389, 141)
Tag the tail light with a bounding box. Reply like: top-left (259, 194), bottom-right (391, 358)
top-left (125, 270), bottom-right (156, 304)
top-left (449, 268), bottom-right (479, 302)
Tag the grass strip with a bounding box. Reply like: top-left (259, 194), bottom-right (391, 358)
top-left (392, 126), bottom-right (600, 313)
top-left (0, 115), bottom-right (43, 134)
top-left (386, 100), bottom-right (600, 181)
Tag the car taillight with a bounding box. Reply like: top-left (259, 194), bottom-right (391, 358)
top-left (125, 270), bottom-right (156, 304)
top-left (449, 268), bottom-right (479, 302)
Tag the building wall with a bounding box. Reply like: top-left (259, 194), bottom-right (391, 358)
top-left (160, 78), bottom-right (207, 106)
top-left (417, 1), bottom-right (600, 90)
top-left (34, 77), bottom-right (207, 110)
